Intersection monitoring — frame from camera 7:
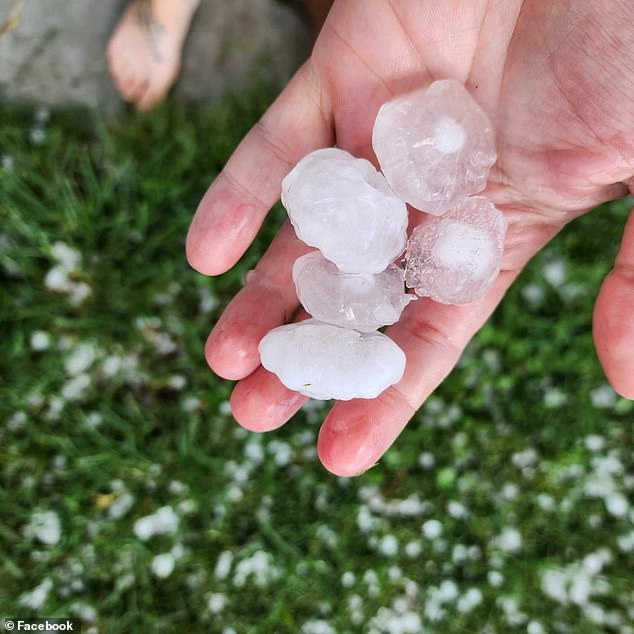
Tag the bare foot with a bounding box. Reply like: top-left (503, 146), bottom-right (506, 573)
top-left (107, 0), bottom-right (200, 112)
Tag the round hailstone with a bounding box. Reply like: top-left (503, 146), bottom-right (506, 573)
top-left (404, 197), bottom-right (507, 304)
top-left (293, 251), bottom-right (414, 332)
top-left (258, 319), bottom-right (406, 400)
top-left (372, 79), bottom-right (496, 215)
top-left (281, 148), bottom-right (408, 274)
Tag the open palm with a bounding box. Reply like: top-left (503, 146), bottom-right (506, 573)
top-left (186, 0), bottom-right (634, 476)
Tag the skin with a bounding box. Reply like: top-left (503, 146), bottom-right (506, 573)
top-left (107, 0), bottom-right (200, 112)
top-left (186, 0), bottom-right (634, 476)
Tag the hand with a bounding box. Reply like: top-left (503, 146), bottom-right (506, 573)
top-left (186, 0), bottom-right (634, 476)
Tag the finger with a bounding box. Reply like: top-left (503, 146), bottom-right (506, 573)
top-left (186, 61), bottom-right (333, 276)
top-left (593, 206), bottom-right (634, 399)
top-left (229, 308), bottom-right (313, 430)
top-left (205, 223), bottom-right (310, 380)
top-left (230, 368), bottom-right (308, 432)
top-left (317, 270), bottom-right (519, 477)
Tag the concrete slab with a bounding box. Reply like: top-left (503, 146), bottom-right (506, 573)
top-left (0, 0), bottom-right (309, 110)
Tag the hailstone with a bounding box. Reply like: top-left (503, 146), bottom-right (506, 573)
top-left (293, 251), bottom-right (414, 332)
top-left (258, 319), bottom-right (406, 400)
top-left (372, 79), bottom-right (496, 215)
top-left (404, 197), bottom-right (507, 304)
top-left (281, 148), bottom-right (408, 273)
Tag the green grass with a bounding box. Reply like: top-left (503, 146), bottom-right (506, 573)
top-left (0, 91), bottom-right (633, 634)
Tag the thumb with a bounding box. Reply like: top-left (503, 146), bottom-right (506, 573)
top-left (593, 200), bottom-right (634, 399)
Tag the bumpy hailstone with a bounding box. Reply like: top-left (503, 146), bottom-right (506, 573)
top-left (281, 148), bottom-right (408, 274)
top-left (258, 319), bottom-right (406, 400)
top-left (372, 79), bottom-right (496, 215)
top-left (293, 251), bottom-right (414, 332)
top-left (404, 197), bottom-right (507, 304)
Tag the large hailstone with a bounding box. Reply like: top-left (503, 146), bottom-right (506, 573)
top-left (293, 251), bottom-right (414, 332)
top-left (258, 319), bottom-right (406, 400)
top-left (281, 148), bottom-right (408, 274)
top-left (404, 197), bottom-right (507, 304)
top-left (372, 79), bottom-right (496, 215)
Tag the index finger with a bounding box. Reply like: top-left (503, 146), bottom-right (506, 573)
top-left (186, 61), bottom-right (333, 276)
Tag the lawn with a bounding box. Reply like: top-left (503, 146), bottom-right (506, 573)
top-left (0, 90), bottom-right (633, 634)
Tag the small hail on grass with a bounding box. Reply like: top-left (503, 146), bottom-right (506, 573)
top-left (447, 500), bottom-right (468, 519)
top-left (64, 342), bottom-right (97, 376)
top-left (492, 527), bottom-right (523, 554)
top-left (7, 410), bottom-right (27, 431)
top-left (521, 282), bottom-right (545, 307)
top-left (316, 524), bottom-right (338, 549)
top-left (526, 621), bottom-right (545, 634)
top-left (617, 530), bottom-right (634, 553)
top-left (543, 258), bottom-right (567, 287)
top-left (44, 241), bottom-right (92, 306)
top-left (487, 570), bottom-right (504, 587)
top-left (107, 484), bottom-right (135, 520)
top-left (543, 386), bottom-right (568, 408)
top-left (218, 400), bottom-right (232, 416)
top-left (457, 587), bottom-right (483, 613)
top-left (497, 595), bottom-right (528, 627)
top-left (18, 578), bottom-right (53, 610)
top-left (151, 552), bottom-right (176, 578)
top-left (30, 330), bottom-right (51, 351)
top-left (1, 154), bottom-right (15, 171)
top-left (590, 384), bottom-right (618, 409)
top-left (181, 395), bottom-right (201, 412)
top-left (404, 540), bottom-right (423, 558)
top-left (29, 127), bottom-right (46, 145)
top-left (512, 447), bottom-right (539, 469)
top-left (368, 606), bottom-right (422, 634)
top-left (135, 316), bottom-right (179, 355)
top-left (199, 286), bottom-right (220, 314)
top-left (347, 594), bottom-right (364, 625)
top-left (167, 480), bottom-right (187, 495)
top-left (541, 548), bottom-right (613, 607)
top-left (167, 374), bottom-right (187, 390)
top-left (226, 484), bottom-right (243, 503)
top-left (584, 434), bottom-right (606, 452)
top-left (207, 592), bottom-right (227, 614)
top-left (421, 519), bottom-right (443, 540)
top-left (377, 534), bottom-right (399, 557)
top-left (84, 412), bottom-right (103, 429)
top-left (418, 452), bottom-right (435, 469)
top-left (214, 550), bottom-right (233, 580)
top-left (133, 505), bottom-right (179, 541)
top-left (267, 439), bottom-right (293, 466)
top-left (23, 510), bottom-right (61, 546)
top-left (300, 620), bottom-right (336, 634)
top-left (62, 373), bottom-right (92, 401)
top-left (232, 550), bottom-right (280, 588)
top-left (362, 570), bottom-right (380, 598)
top-left (451, 544), bottom-right (480, 564)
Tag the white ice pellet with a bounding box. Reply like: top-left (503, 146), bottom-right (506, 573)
top-left (151, 552), bottom-right (176, 578)
top-left (281, 148), bottom-right (408, 273)
top-left (405, 197), bottom-right (507, 304)
top-left (293, 251), bottom-right (413, 332)
top-left (24, 511), bottom-right (62, 546)
top-left (258, 319), bottom-right (406, 400)
top-left (372, 79), bottom-right (496, 215)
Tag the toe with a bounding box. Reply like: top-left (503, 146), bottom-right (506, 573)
top-left (137, 85), bottom-right (164, 112)
top-left (133, 81), bottom-right (155, 110)
top-left (137, 86), bottom-right (163, 112)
